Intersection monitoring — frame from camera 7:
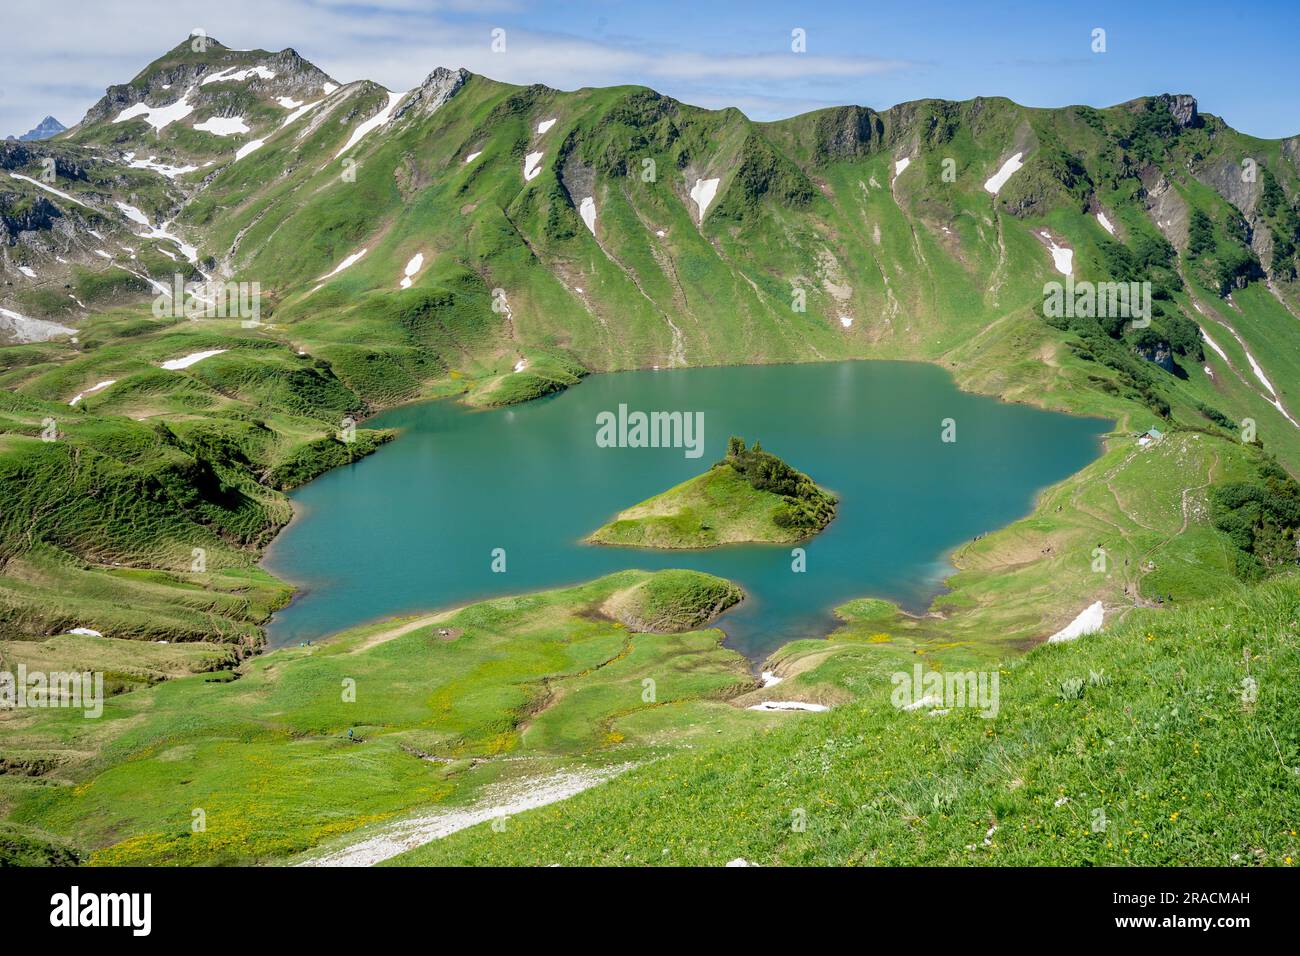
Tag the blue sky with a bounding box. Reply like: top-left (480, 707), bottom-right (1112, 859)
top-left (3, 0), bottom-right (1298, 138)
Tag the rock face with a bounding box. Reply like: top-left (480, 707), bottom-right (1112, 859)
top-left (1284, 135), bottom-right (1300, 174)
top-left (1163, 94), bottom-right (1199, 128)
top-left (0, 194), bottom-right (63, 246)
top-left (391, 67), bottom-right (468, 123)
top-left (813, 106), bottom-right (883, 162)
top-left (1135, 341), bottom-right (1177, 373)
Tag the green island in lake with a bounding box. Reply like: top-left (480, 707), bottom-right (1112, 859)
top-left (587, 437), bottom-right (838, 549)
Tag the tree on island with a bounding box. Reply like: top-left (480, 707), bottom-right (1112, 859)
top-left (722, 437), bottom-right (836, 530)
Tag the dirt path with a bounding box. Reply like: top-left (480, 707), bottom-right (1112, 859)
top-left (346, 610), bottom-right (455, 654)
top-left (300, 763), bottom-right (635, 866)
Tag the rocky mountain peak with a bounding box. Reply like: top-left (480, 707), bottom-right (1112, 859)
top-left (391, 67), bottom-right (469, 123)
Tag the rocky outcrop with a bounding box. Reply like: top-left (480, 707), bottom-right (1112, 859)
top-left (1284, 135), bottom-right (1300, 174)
top-left (0, 194), bottom-right (63, 245)
top-left (1140, 167), bottom-right (1190, 250)
top-left (1135, 341), bottom-right (1177, 374)
top-left (1161, 94), bottom-right (1199, 128)
top-left (391, 67), bottom-right (468, 124)
top-left (811, 106), bottom-right (883, 162)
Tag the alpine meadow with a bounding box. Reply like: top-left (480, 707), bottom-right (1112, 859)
top-left (0, 2), bottom-right (1298, 899)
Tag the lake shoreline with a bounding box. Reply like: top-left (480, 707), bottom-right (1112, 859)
top-left (260, 360), bottom-right (1111, 664)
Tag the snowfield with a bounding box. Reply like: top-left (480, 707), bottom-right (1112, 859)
top-left (524, 151), bottom-right (544, 181)
top-left (115, 94), bottom-right (195, 131)
top-left (160, 349), bottom-right (228, 371)
top-left (579, 196), bottom-right (597, 234)
top-left (201, 65), bottom-right (276, 85)
top-left (319, 249), bottom-right (367, 280)
top-left (983, 152), bottom-right (1024, 194)
top-left (0, 306), bottom-right (74, 343)
top-left (9, 173), bottom-right (92, 208)
top-left (400, 252), bottom-right (424, 289)
top-left (335, 90), bottom-right (406, 159)
top-left (193, 115), bottom-right (250, 136)
top-left (690, 177), bottom-right (720, 222)
top-left (1047, 601), bottom-right (1104, 644)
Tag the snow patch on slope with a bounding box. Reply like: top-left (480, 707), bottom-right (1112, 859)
top-left (235, 139), bottom-right (265, 161)
top-left (748, 701), bottom-right (829, 713)
top-left (523, 151), bottom-right (544, 181)
top-left (334, 90), bottom-right (406, 159)
top-left (536, 118), bottom-right (557, 134)
top-left (579, 196), bottom-right (597, 234)
top-left (69, 380), bottom-right (116, 406)
top-left (124, 153), bottom-right (198, 179)
top-left (201, 65), bottom-right (276, 85)
top-left (193, 115), bottom-right (249, 136)
top-left (690, 177), bottom-right (720, 222)
top-left (319, 249), bottom-right (367, 280)
top-left (1047, 602), bottom-right (1104, 644)
top-left (0, 307), bottom-right (74, 343)
top-left (400, 252), bottom-right (424, 289)
top-left (984, 152), bottom-right (1024, 195)
top-left (1040, 231), bottom-right (1073, 276)
top-left (9, 173), bottom-right (91, 208)
top-left (115, 93), bottom-right (195, 131)
top-left (160, 349), bottom-right (228, 371)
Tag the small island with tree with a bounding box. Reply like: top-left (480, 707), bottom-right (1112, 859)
top-left (586, 437), bottom-right (838, 549)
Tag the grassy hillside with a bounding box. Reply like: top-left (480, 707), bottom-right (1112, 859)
top-left (393, 572), bottom-right (1300, 867)
top-left (0, 569), bottom-right (764, 865)
top-left (588, 439), bottom-right (836, 548)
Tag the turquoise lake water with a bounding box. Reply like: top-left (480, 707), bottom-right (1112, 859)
top-left (262, 361), bottom-right (1110, 661)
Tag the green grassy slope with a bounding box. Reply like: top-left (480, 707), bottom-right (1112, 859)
top-left (0, 569), bottom-right (763, 865)
top-left (394, 572), bottom-right (1300, 867)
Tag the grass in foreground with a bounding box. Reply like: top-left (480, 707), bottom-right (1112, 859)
top-left (391, 573), bottom-right (1300, 866)
top-left (0, 569), bottom-right (764, 865)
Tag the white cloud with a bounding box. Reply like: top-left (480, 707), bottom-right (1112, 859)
top-left (0, 0), bottom-right (913, 135)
